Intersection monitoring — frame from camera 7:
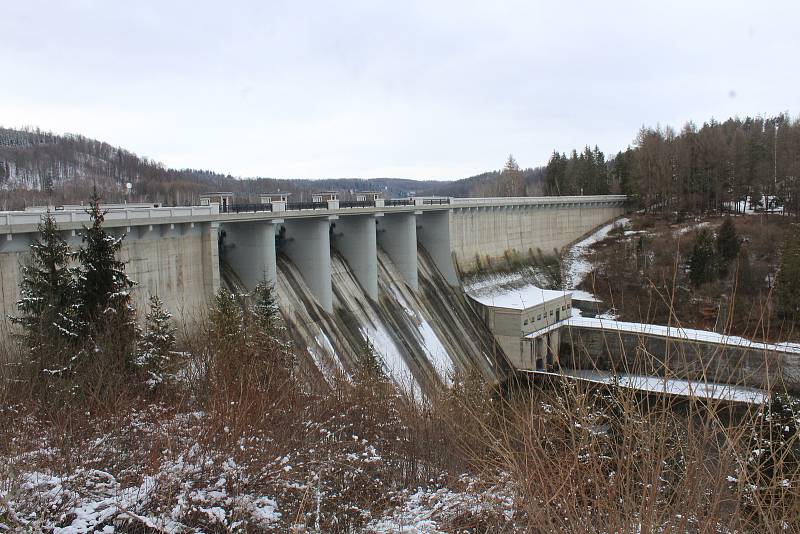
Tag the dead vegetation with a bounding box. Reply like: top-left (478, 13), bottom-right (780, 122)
top-left (581, 213), bottom-right (797, 342)
top-left (1, 304), bottom-right (799, 532)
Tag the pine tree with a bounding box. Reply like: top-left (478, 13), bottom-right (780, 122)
top-left (135, 295), bottom-right (177, 390)
top-left (688, 228), bottom-right (717, 287)
top-left (11, 211), bottom-right (78, 374)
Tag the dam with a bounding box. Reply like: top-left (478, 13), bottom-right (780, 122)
top-left (0, 194), bottom-right (626, 393)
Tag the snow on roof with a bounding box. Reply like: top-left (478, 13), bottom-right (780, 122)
top-left (467, 283), bottom-right (570, 311)
top-left (527, 316), bottom-right (800, 354)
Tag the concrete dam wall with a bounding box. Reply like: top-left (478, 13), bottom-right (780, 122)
top-left (449, 198), bottom-right (625, 273)
top-left (0, 222), bottom-right (219, 338)
top-left (0, 196), bottom-right (625, 390)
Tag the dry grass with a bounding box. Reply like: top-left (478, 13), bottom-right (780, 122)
top-left (1, 296), bottom-right (799, 532)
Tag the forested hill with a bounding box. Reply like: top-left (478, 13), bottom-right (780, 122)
top-left (544, 113), bottom-right (800, 215)
top-left (0, 127), bottom-right (544, 210)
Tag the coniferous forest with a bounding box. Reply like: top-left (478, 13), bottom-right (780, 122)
top-left (545, 114), bottom-right (800, 215)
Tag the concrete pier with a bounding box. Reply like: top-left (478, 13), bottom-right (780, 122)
top-left (281, 217), bottom-right (334, 313)
top-left (332, 214), bottom-right (379, 300)
top-left (221, 220), bottom-right (281, 291)
top-left (377, 212), bottom-right (418, 291)
top-left (417, 210), bottom-right (459, 286)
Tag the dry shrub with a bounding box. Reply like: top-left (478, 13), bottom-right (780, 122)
top-left (458, 372), bottom-right (800, 532)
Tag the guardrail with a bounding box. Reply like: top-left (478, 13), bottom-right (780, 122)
top-left (422, 198), bottom-right (450, 205)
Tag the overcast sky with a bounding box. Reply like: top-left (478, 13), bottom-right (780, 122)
top-left (2, 1), bottom-right (798, 180)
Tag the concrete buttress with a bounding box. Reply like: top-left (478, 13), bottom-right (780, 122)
top-left (220, 220), bottom-right (280, 291)
top-left (202, 222), bottom-right (221, 297)
top-left (417, 210), bottom-right (459, 286)
top-left (281, 217), bottom-right (334, 313)
top-left (332, 214), bottom-right (379, 300)
top-left (377, 212), bottom-right (418, 290)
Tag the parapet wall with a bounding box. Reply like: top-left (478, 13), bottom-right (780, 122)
top-left (561, 325), bottom-right (800, 394)
top-left (449, 200), bottom-right (625, 273)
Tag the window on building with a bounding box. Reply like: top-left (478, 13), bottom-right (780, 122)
top-left (562, 305), bottom-right (566, 311)
top-left (523, 320), bottom-right (528, 325)
top-left (549, 310), bottom-right (553, 316)
top-left (537, 314), bottom-right (542, 320)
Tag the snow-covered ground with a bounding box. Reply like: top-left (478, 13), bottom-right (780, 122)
top-left (563, 217), bottom-right (629, 289)
top-left (541, 369), bottom-right (767, 404)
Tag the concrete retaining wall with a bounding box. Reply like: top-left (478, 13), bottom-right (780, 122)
top-left (449, 204), bottom-right (624, 273)
top-left (561, 325), bottom-right (800, 394)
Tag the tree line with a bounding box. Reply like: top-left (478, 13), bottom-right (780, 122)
top-left (542, 114), bottom-right (800, 214)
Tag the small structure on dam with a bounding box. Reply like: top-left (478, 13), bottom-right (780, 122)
top-left (467, 282), bottom-right (573, 369)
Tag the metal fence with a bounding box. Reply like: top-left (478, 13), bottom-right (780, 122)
top-left (384, 199), bottom-right (413, 207)
top-left (285, 202), bottom-right (328, 210)
top-left (339, 200), bottom-right (374, 208)
top-left (222, 203), bottom-right (273, 214)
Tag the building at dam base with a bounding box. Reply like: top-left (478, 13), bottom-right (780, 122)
top-left (0, 195), bottom-right (626, 390)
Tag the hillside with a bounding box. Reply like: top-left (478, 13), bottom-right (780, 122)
top-left (0, 127), bottom-right (544, 209)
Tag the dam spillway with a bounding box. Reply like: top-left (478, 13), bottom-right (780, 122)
top-left (274, 245), bottom-right (507, 396)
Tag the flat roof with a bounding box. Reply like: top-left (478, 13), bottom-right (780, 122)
top-left (467, 284), bottom-right (570, 310)
top-left (200, 191), bottom-right (234, 196)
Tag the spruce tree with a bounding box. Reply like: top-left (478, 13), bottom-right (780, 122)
top-left (11, 211), bottom-right (78, 374)
top-left (74, 190), bottom-right (137, 375)
top-left (210, 288), bottom-right (244, 342)
top-left (135, 295), bottom-right (177, 390)
top-left (716, 217), bottom-right (741, 267)
top-left (253, 280), bottom-right (280, 332)
top-left (688, 228), bottom-right (717, 287)
top-left (76, 190), bottom-right (136, 330)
